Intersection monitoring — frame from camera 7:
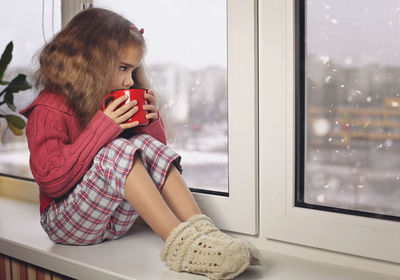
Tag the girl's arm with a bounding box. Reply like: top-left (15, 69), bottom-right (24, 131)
top-left (27, 106), bottom-right (122, 198)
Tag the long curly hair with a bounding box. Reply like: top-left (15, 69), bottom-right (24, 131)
top-left (35, 8), bottom-right (149, 128)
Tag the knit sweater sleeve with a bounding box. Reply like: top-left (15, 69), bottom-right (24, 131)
top-left (26, 107), bottom-right (122, 198)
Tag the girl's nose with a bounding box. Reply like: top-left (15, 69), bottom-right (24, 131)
top-left (124, 74), bottom-right (134, 88)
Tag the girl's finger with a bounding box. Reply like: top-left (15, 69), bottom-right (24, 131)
top-left (146, 112), bottom-right (158, 120)
top-left (142, 104), bottom-right (156, 112)
top-left (144, 93), bottom-right (155, 104)
top-left (113, 99), bottom-right (137, 116)
top-left (115, 106), bottom-right (138, 124)
top-left (119, 121), bottom-right (140, 130)
top-left (104, 95), bottom-right (127, 113)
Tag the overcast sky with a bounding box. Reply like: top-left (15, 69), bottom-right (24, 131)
top-left (1, 0), bottom-right (400, 70)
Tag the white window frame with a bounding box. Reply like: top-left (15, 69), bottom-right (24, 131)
top-left (259, 0), bottom-right (400, 263)
top-left (192, 0), bottom-right (258, 235)
top-left (61, 0), bottom-right (259, 235)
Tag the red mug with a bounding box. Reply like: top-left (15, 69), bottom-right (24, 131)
top-left (102, 88), bottom-right (149, 126)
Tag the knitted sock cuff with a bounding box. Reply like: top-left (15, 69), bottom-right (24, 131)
top-left (186, 214), bottom-right (212, 224)
top-left (160, 221), bottom-right (202, 265)
top-left (161, 221), bottom-right (189, 261)
top-left (186, 214), bottom-right (219, 233)
top-left (187, 214), bottom-right (263, 266)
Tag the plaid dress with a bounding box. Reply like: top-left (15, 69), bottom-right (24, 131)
top-left (40, 134), bottom-right (182, 245)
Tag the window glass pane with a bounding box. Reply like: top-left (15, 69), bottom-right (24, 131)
top-left (95, 0), bottom-right (229, 193)
top-left (0, 0), bottom-right (61, 179)
top-left (301, 0), bottom-right (400, 218)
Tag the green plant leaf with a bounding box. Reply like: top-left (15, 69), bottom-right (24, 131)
top-left (4, 92), bottom-right (16, 111)
top-left (2, 74), bottom-right (31, 94)
top-left (5, 115), bottom-right (26, 128)
top-left (0, 41), bottom-right (13, 82)
top-left (7, 122), bottom-right (24, 136)
top-left (5, 114), bottom-right (26, 136)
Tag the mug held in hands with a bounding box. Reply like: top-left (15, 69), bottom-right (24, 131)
top-left (102, 88), bottom-right (149, 126)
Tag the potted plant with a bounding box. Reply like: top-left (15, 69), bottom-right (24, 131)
top-left (0, 41), bottom-right (31, 138)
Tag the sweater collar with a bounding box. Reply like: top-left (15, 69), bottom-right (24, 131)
top-left (20, 90), bottom-right (75, 118)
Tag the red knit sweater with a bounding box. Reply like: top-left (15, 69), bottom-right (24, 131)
top-left (20, 90), bottom-right (167, 214)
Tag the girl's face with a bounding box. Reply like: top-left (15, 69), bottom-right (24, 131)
top-left (110, 42), bottom-right (143, 92)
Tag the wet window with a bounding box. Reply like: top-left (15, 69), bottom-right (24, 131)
top-left (297, 0), bottom-right (400, 219)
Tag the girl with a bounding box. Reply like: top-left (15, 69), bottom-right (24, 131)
top-left (21, 8), bottom-right (259, 280)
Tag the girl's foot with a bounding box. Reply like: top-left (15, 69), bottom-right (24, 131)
top-left (161, 221), bottom-right (250, 280)
top-left (187, 214), bottom-right (263, 266)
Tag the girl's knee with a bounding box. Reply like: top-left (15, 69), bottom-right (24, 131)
top-left (128, 134), bottom-right (182, 187)
top-left (96, 138), bottom-right (138, 167)
top-left (91, 137), bottom-right (140, 196)
top-left (104, 138), bottom-right (134, 156)
top-left (92, 135), bottom-right (180, 194)
top-left (130, 134), bottom-right (173, 160)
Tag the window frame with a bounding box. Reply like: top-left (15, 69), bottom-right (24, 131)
top-left (259, 0), bottom-right (400, 263)
top-left (192, 0), bottom-right (258, 235)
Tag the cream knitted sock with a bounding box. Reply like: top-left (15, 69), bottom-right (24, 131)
top-left (161, 221), bottom-right (250, 280)
top-left (187, 214), bottom-right (263, 266)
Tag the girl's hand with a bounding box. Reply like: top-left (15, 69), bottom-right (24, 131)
top-left (103, 95), bottom-right (140, 130)
top-left (143, 89), bottom-right (158, 122)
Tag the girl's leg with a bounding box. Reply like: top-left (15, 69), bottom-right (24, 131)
top-left (41, 135), bottom-right (183, 245)
top-left (160, 166), bottom-right (202, 222)
top-left (123, 135), bottom-right (250, 278)
top-left (124, 156), bottom-right (180, 241)
top-left (159, 161), bottom-right (263, 266)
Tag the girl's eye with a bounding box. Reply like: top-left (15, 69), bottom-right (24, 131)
top-left (119, 66), bottom-right (128, 71)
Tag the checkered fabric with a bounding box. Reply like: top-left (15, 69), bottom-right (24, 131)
top-left (40, 134), bottom-right (182, 245)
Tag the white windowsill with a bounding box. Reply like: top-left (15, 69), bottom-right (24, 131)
top-left (1, 195), bottom-right (398, 280)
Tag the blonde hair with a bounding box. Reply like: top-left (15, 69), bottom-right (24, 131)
top-left (35, 8), bottom-right (149, 128)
